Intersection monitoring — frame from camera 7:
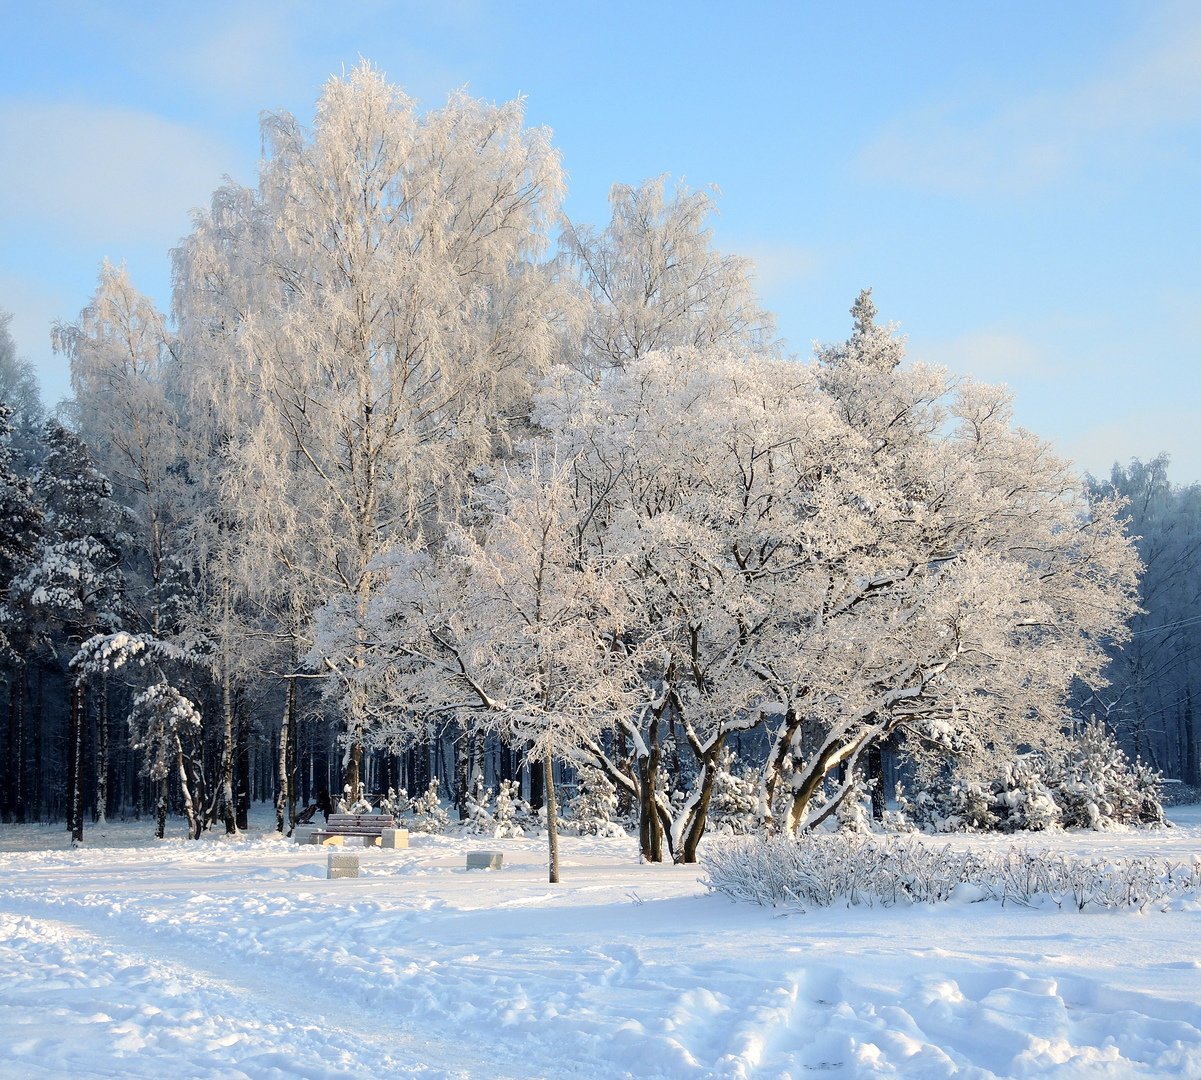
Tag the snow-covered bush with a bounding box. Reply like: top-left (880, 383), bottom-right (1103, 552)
top-left (707, 750), bottom-right (760, 836)
top-left (568, 766), bottom-right (626, 837)
top-left (1051, 721), bottom-right (1165, 829)
top-left (900, 723), bottom-right (1166, 833)
top-left (408, 778), bottom-right (450, 834)
top-left (703, 833), bottom-right (1201, 912)
top-left (463, 779), bottom-right (495, 835)
top-left (994, 756), bottom-right (1062, 832)
top-left (379, 787), bottom-right (409, 817)
top-left (834, 771), bottom-right (873, 834)
top-left (901, 778), bottom-right (998, 833)
top-left (493, 778), bottom-right (529, 838)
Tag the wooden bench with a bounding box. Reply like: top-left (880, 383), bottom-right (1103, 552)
top-left (309, 813), bottom-right (399, 847)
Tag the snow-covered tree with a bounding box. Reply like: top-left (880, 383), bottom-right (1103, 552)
top-left (408, 777), bottom-right (449, 834)
top-left (1083, 457), bottom-right (1201, 781)
top-left (56, 262), bottom-right (192, 641)
top-left (493, 778), bottom-right (528, 838)
top-left (0, 310), bottom-right (44, 435)
top-left (0, 400), bottom-right (42, 824)
top-left (561, 175), bottom-right (775, 374)
top-left (366, 455), bottom-right (635, 880)
top-left (534, 293), bottom-right (1138, 856)
top-left (127, 681), bottom-right (203, 839)
top-left (707, 749), bottom-right (759, 837)
top-left (173, 63), bottom-right (569, 799)
top-left (569, 765), bottom-right (624, 837)
top-left (14, 422), bottom-right (126, 842)
top-left (1052, 720), bottom-right (1165, 829)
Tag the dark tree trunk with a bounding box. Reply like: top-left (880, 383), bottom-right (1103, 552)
top-left (527, 755), bottom-right (544, 812)
top-left (679, 741), bottom-right (724, 864)
top-left (454, 723), bottom-right (469, 821)
top-left (95, 671), bottom-right (109, 824)
top-left (544, 747), bottom-right (560, 884)
top-left (866, 742), bottom-right (886, 821)
top-left (638, 717), bottom-right (664, 863)
top-left (235, 703), bottom-right (250, 831)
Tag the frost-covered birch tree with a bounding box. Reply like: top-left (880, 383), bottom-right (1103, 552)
top-left (560, 175), bottom-right (775, 374)
top-left (56, 262), bottom-right (191, 642)
top-left (359, 456), bottom-right (634, 881)
top-left (173, 63), bottom-right (569, 796)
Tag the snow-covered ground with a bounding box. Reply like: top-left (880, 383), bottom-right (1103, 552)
top-left (1, 809), bottom-right (1199, 1079)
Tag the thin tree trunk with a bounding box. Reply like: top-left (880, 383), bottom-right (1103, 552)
top-left (679, 742), bottom-right (723, 864)
top-left (95, 671), bottom-right (109, 825)
top-left (220, 574), bottom-right (237, 835)
top-left (176, 740), bottom-right (199, 839)
top-left (156, 773), bottom-right (168, 839)
top-left (68, 680), bottom-right (85, 844)
top-left (544, 746), bottom-right (560, 884)
top-left (276, 673), bottom-right (295, 834)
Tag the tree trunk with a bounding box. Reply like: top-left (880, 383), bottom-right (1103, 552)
top-left (95, 671), bottom-right (109, 825)
top-left (156, 773), bottom-right (168, 839)
top-left (528, 755), bottom-right (544, 812)
top-left (219, 579), bottom-right (237, 835)
top-left (68, 680), bottom-right (85, 844)
top-left (638, 712), bottom-right (664, 862)
top-left (454, 723), bottom-right (469, 821)
top-left (866, 741), bottom-right (886, 821)
top-left (176, 740), bottom-right (199, 839)
top-left (679, 742), bottom-right (723, 864)
top-left (544, 746), bottom-right (560, 884)
top-left (235, 701), bottom-right (250, 830)
top-left (276, 674), bottom-right (295, 834)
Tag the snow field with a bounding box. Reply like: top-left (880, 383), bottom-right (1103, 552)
top-left (0, 811), bottom-right (1199, 1078)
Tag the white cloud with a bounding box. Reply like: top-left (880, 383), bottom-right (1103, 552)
top-left (914, 330), bottom-right (1060, 383)
top-left (0, 102), bottom-right (236, 246)
top-left (857, 5), bottom-right (1201, 198)
top-left (738, 242), bottom-right (824, 293)
top-left (149, 2), bottom-right (478, 113)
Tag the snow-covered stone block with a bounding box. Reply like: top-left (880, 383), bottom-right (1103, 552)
top-left (381, 827), bottom-right (409, 849)
top-left (327, 852), bottom-right (359, 879)
top-left (466, 850), bottom-right (503, 870)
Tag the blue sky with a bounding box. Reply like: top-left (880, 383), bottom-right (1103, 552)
top-left (1, 0), bottom-right (1198, 482)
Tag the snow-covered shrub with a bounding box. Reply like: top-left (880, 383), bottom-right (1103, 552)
top-left (902, 778), bottom-right (997, 833)
top-left (708, 750), bottom-right (760, 836)
top-left (835, 771), bottom-right (873, 834)
top-left (493, 778), bottom-right (529, 838)
top-left (899, 724), bottom-right (1166, 833)
top-left (993, 755), bottom-right (1062, 832)
top-left (1050, 721), bottom-right (1165, 829)
top-left (379, 787), bottom-right (409, 817)
top-left (462, 779), bottom-right (495, 835)
top-left (703, 833), bottom-right (1201, 913)
top-left (568, 766), bottom-right (626, 837)
top-left (338, 782), bottom-right (373, 815)
top-left (408, 778), bottom-right (450, 833)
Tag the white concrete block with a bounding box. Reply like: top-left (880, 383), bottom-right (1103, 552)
top-left (327, 851), bottom-right (360, 879)
top-left (381, 828), bottom-right (410, 849)
top-left (466, 850), bottom-right (503, 870)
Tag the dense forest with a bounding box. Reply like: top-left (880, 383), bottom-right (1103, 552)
top-left (0, 66), bottom-right (1196, 858)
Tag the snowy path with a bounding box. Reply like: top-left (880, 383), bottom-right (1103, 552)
top-left (1, 817), bottom-right (1199, 1078)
